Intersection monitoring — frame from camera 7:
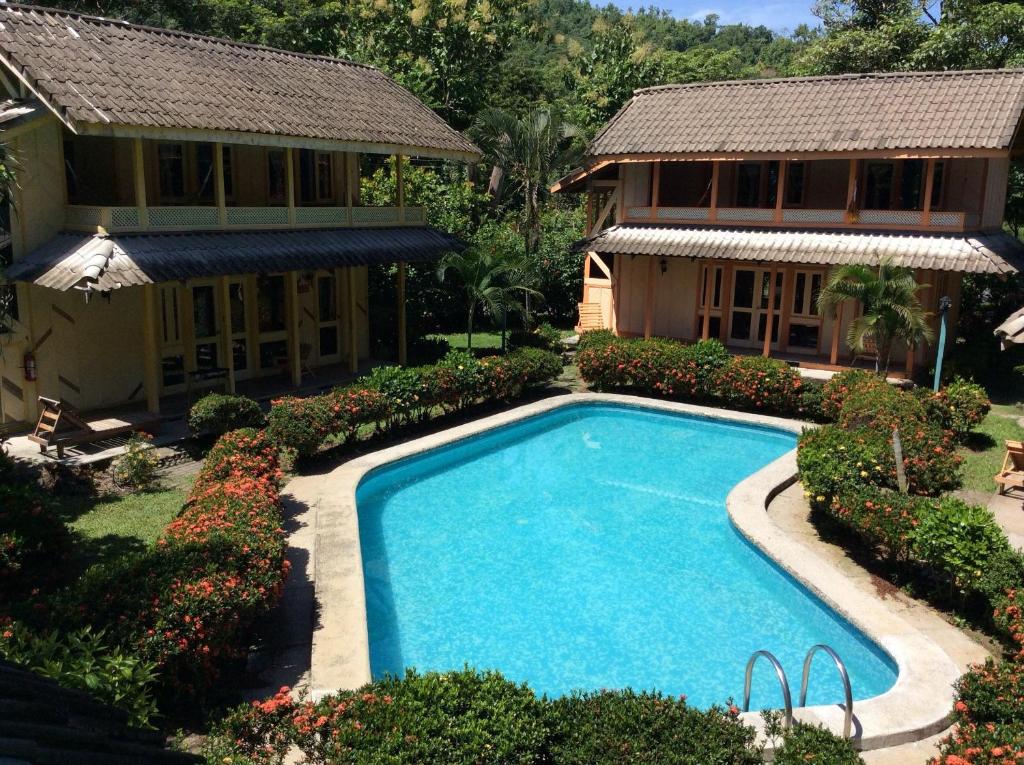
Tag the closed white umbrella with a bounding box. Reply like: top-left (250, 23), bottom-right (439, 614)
top-left (995, 306), bottom-right (1024, 349)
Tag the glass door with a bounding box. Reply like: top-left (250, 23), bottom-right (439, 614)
top-left (228, 280), bottom-right (251, 380)
top-left (729, 269), bottom-right (782, 348)
top-left (191, 282), bottom-right (222, 372)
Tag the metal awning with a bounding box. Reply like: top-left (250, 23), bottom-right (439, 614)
top-left (995, 306), bottom-right (1024, 348)
top-left (577, 224), bottom-right (1024, 275)
top-left (4, 227), bottom-right (465, 291)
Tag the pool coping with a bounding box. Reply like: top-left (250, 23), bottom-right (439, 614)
top-left (305, 392), bottom-right (961, 752)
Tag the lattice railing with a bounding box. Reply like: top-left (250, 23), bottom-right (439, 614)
top-left (226, 207), bottom-right (290, 226)
top-left (109, 207), bottom-right (141, 229)
top-left (782, 209), bottom-right (846, 224)
top-left (928, 211), bottom-right (966, 228)
top-left (148, 206), bottom-right (220, 228)
top-left (351, 207), bottom-right (401, 225)
top-left (626, 206), bottom-right (653, 219)
top-left (858, 209), bottom-right (924, 226)
top-left (403, 207), bottom-right (427, 225)
top-left (656, 207), bottom-right (710, 222)
top-left (717, 208), bottom-right (775, 223)
top-left (295, 207), bottom-right (350, 226)
top-left (64, 205), bottom-right (104, 229)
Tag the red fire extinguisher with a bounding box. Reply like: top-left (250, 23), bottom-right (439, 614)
top-left (23, 351), bottom-right (36, 382)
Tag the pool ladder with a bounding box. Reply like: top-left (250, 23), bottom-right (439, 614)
top-left (741, 644), bottom-right (854, 739)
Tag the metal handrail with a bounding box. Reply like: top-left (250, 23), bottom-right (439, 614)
top-left (799, 644), bottom-right (854, 739)
top-left (742, 650), bottom-right (793, 728)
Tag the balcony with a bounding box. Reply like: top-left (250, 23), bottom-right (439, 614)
top-left (64, 204), bottom-right (428, 234)
top-left (625, 206), bottom-right (977, 232)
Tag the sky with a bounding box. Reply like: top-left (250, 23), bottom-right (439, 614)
top-left (656, 0), bottom-right (820, 31)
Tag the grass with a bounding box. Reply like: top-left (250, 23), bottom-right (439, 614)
top-left (435, 325), bottom-right (576, 354)
top-left (957, 403), bottom-right (1024, 494)
top-left (55, 480), bottom-right (191, 568)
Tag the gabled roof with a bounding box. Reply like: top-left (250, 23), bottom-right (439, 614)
top-left (588, 69), bottom-right (1024, 158)
top-left (0, 3), bottom-right (480, 160)
top-left (580, 224), bottom-right (1024, 275)
top-left (5, 227), bottom-right (465, 291)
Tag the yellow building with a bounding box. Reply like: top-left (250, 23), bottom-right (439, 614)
top-left (0, 3), bottom-right (479, 428)
top-left (555, 71), bottom-right (1024, 376)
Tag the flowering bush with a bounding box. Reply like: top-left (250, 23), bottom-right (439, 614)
top-left (111, 431), bottom-right (160, 490)
top-left (59, 428), bottom-right (287, 702)
top-left (836, 379), bottom-right (929, 432)
top-left (827, 486), bottom-right (928, 563)
top-left (820, 369), bottom-right (886, 422)
top-left (715, 356), bottom-right (804, 414)
top-left (913, 499), bottom-right (1011, 595)
top-left (0, 475), bottom-right (72, 606)
top-left (920, 377), bottom-right (992, 442)
top-left (187, 392), bottom-right (265, 435)
top-left (933, 658), bottom-right (1024, 764)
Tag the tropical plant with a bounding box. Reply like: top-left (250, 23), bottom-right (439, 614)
top-left (470, 106), bottom-right (581, 324)
top-left (437, 234), bottom-right (538, 350)
top-left (816, 259), bottom-right (934, 374)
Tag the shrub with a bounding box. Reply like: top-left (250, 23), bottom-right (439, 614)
top-left (514, 347), bottom-right (564, 385)
top-left (797, 381), bottom-right (827, 422)
top-left (548, 689), bottom-right (760, 765)
top-left (836, 380), bottom-right (928, 431)
top-left (913, 499), bottom-right (1012, 594)
top-left (360, 364), bottom-right (428, 429)
top-left (0, 479), bottom-right (73, 605)
top-left (820, 369), bottom-right (887, 421)
top-left (511, 321), bottom-right (562, 351)
top-left (266, 394), bottom-right (337, 458)
top-left (0, 622), bottom-right (158, 727)
top-left (421, 350), bottom-right (481, 414)
top-left (187, 393), bottom-right (265, 435)
top-left (576, 329), bottom-right (617, 353)
top-left (111, 431), bottom-right (160, 490)
top-left (714, 356), bottom-right (803, 414)
top-left (925, 377), bottom-right (992, 441)
top-left (935, 658), bottom-right (1024, 763)
top-left (479, 352), bottom-right (531, 401)
top-left (60, 429), bottom-right (287, 701)
top-left (769, 720), bottom-right (863, 765)
top-left (827, 485), bottom-right (928, 563)
top-left (407, 335), bottom-right (451, 365)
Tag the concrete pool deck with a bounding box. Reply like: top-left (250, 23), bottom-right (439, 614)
top-left (294, 392), bottom-right (984, 753)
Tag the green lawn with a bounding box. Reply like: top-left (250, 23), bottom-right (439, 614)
top-left (958, 403), bottom-right (1024, 494)
top-left (57, 485), bottom-right (188, 568)
top-left (436, 331), bottom-right (505, 351)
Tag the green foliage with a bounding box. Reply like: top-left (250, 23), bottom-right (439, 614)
top-left (715, 356), bottom-right (804, 414)
top-left (361, 364), bottom-right (428, 429)
top-left (836, 377), bottom-right (927, 431)
top-left (820, 369), bottom-right (885, 421)
top-left (921, 377), bottom-right (992, 442)
top-left (937, 656), bottom-right (1024, 762)
top-left (0, 622), bottom-right (159, 728)
top-left (826, 485), bottom-right (928, 562)
top-left (111, 432), bottom-right (159, 491)
top-left (768, 719), bottom-right (863, 765)
top-left (188, 393), bottom-right (265, 436)
top-left (510, 321), bottom-right (562, 351)
top-left (913, 498), bottom-right (1011, 594)
top-left (548, 689), bottom-right (760, 764)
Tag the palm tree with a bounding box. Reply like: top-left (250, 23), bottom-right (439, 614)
top-left (437, 245), bottom-right (538, 351)
top-left (816, 259), bottom-right (935, 375)
top-left (470, 106), bottom-right (581, 324)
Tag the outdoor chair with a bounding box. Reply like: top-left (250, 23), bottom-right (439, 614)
top-left (28, 396), bottom-right (160, 459)
top-left (995, 440), bottom-right (1024, 497)
top-left (851, 335), bottom-right (879, 368)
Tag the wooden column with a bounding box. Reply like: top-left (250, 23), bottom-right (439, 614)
top-left (397, 261), bottom-right (407, 365)
top-left (395, 154), bottom-right (405, 224)
top-left (845, 159), bottom-right (859, 224)
top-left (701, 263), bottom-right (714, 340)
top-left (921, 159), bottom-right (936, 227)
top-left (719, 263), bottom-right (733, 343)
top-left (142, 284), bottom-right (160, 413)
top-left (132, 137), bottom-right (149, 229)
top-left (762, 268), bottom-right (776, 357)
top-left (347, 267), bottom-right (359, 373)
top-left (777, 267), bottom-right (794, 353)
top-left (214, 142), bottom-right (227, 228)
top-left (286, 271), bottom-right (301, 387)
top-left (650, 161), bottom-right (661, 222)
top-left (830, 302), bottom-right (844, 366)
top-left (217, 277), bottom-right (236, 393)
top-left (709, 162), bottom-right (720, 223)
top-left (774, 161), bottom-right (787, 224)
top-left (285, 147), bottom-right (296, 225)
top-left (643, 256), bottom-right (655, 340)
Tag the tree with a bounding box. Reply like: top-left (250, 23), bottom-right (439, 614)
top-left (816, 260), bottom-right (934, 375)
top-left (470, 106), bottom-right (581, 324)
top-left (436, 224), bottom-right (539, 350)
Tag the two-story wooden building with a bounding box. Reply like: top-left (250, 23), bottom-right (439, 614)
top-left (0, 3), bottom-right (479, 427)
top-left (555, 70), bottom-right (1024, 375)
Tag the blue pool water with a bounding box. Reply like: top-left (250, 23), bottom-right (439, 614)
top-left (356, 402), bottom-right (898, 709)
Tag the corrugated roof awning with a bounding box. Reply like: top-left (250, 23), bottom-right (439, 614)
top-left (5, 227), bottom-right (465, 291)
top-left (578, 225), bottom-right (1024, 275)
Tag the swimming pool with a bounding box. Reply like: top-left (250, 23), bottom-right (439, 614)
top-left (355, 402), bottom-right (898, 710)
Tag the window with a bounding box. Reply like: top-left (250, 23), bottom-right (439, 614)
top-left (160, 285), bottom-right (181, 344)
top-left (196, 145), bottom-right (233, 202)
top-left (864, 161), bottom-right (894, 209)
top-left (257, 275), bottom-right (286, 333)
top-left (784, 162), bottom-right (806, 206)
top-left (736, 163), bottom-right (762, 207)
top-left (192, 285), bottom-right (217, 339)
top-left (699, 265), bottom-right (723, 309)
top-left (792, 271), bottom-right (823, 317)
top-left (316, 152), bottom-right (333, 201)
top-left (268, 150), bottom-right (287, 205)
top-left (63, 140), bottom-right (78, 200)
top-left (158, 144), bottom-right (185, 199)
top-left (586, 255), bottom-right (613, 279)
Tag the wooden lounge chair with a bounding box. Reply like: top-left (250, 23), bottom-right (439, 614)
top-left (577, 302), bottom-right (604, 332)
top-left (851, 335), bottom-right (879, 369)
top-left (28, 397), bottom-right (159, 459)
top-left (995, 440), bottom-right (1024, 496)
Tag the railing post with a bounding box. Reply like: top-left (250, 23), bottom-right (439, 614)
top-left (774, 160), bottom-right (787, 225)
top-left (395, 154), bottom-right (405, 225)
top-left (132, 137), bottom-right (149, 230)
top-left (285, 147), bottom-right (296, 226)
top-left (214, 142), bottom-right (227, 229)
top-left (921, 159), bottom-right (936, 228)
top-left (709, 161), bottom-right (720, 223)
top-left (845, 159), bottom-right (859, 225)
top-left (650, 161), bottom-right (661, 223)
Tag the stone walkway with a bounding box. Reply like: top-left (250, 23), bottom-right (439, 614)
top-left (768, 483), bottom-right (993, 764)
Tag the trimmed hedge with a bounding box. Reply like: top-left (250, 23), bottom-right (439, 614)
top-left (269, 348), bottom-right (563, 458)
top-left (187, 393), bottom-right (265, 435)
top-left (57, 428), bottom-right (288, 702)
top-left (204, 668), bottom-right (859, 765)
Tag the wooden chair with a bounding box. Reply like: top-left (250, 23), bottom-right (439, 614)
top-left (995, 440), bottom-right (1024, 496)
top-left (851, 335), bottom-right (879, 369)
top-left (28, 397), bottom-right (160, 459)
top-left (576, 302), bottom-right (604, 332)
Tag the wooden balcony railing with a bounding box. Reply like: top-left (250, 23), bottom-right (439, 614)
top-left (64, 205), bottom-right (428, 234)
top-left (624, 206), bottom-right (976, 232)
